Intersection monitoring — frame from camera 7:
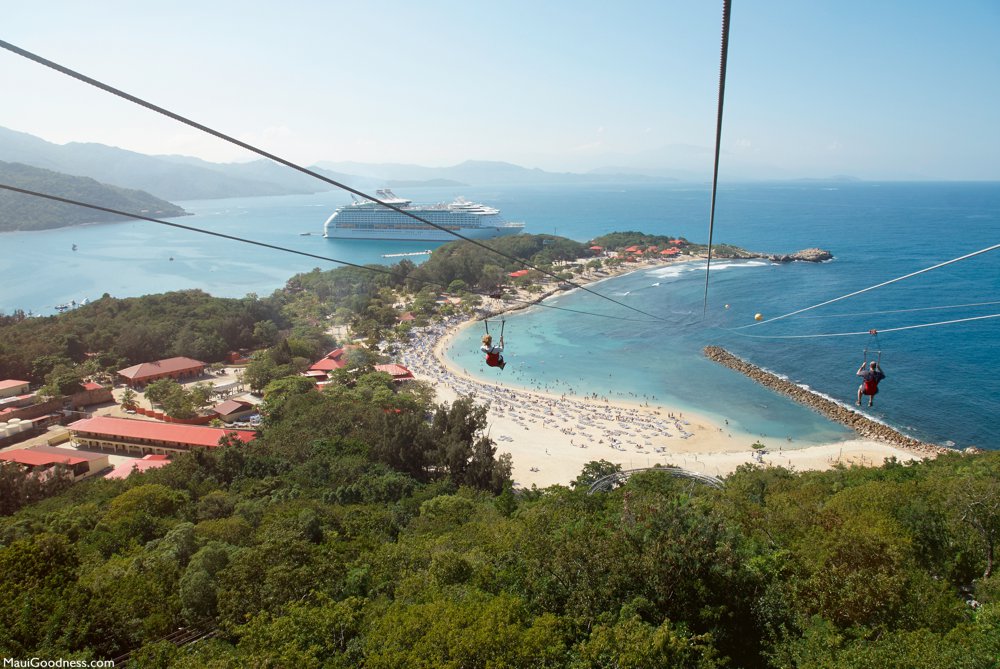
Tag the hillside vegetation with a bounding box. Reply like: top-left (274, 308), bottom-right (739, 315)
top-left (0, 161), bottom-right (187, 232)
top-left (0, 234), bottom-right (998, 666)
top-left (1, 410), bottom-right (997, 667)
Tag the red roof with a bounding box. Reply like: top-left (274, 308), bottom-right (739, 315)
top-left (81, 381), bottom-right (105, 391)
top-left (117, 357), bottom-right (206, 381)
top-left (670, 238), bottom-right (685, 245)
top-left (660, 248), bottom-right (680, 255)
top-left (0, 380), bottom-right (29, 391)
top-left (309, 345), bottom-right (359, 372)
top-left (212, 399), bottom-right (254, 416)
top-left (106, 457), bottom-right (171, 479)
top-left (0, 449), bottom-right (86, 467)
top-left (624, 245), bottom-right (641, 252)
top-left (374, 364), bottom-right (415, 380)
top-left (30, 445), bottom-right (107, 461)
top-left (589, 245), bottom-right (603, 250)
top-left (398, 312), bottom-right (416, 322)
top-left (508, 269), bottom-right (530, 277)
top-left (69, 416), bottom-right (255, 448)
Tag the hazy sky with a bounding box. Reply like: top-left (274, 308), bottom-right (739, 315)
top-left (3, 1), bottom-right (999, 179)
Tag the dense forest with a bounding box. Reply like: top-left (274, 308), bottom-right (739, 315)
top-left (4, 234), bottom-right (997, 666)
top-left (0, 290), bottom-right (292, 383)
top-left (1, 376), bottom-right (997, 666)
top-left (0, 161), bottom-right (187, 232)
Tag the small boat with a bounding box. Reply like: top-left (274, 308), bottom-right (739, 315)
top-left (71, 244), bottom-right (77, 251)
top-left (300, 232), bottom-right (313, 236)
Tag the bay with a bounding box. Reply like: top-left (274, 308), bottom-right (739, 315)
top-left (2, 180), bottom-right (997, 448)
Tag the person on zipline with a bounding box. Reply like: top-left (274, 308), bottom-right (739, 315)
top-left (856, 360), bottom-right (885, 407)
top-left (481, 333), bottom-right (506, 370)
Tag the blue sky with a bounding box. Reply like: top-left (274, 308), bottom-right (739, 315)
top-left (3, 0), bottom-right (999, 179)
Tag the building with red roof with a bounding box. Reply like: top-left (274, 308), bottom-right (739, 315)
top-left (212, 398), bottom-right (256, 423)
top-left (68, 416), bottom-right (255, 456)
top-left (0, 446), bottom-right (109, 480)
top-left (117, 357), bottom-right (207, 388)
top-left (0, 380), bottom-right (30, 399)
top-left (309, 345), bottom-right (361, 373)
top-left (374, 364), bottom-right (415, 382)
top-left (660, 248), bottom-right (680, 256)
top-left (106, 454), bottom-right (172, 479)
top-left (507, 269), bottom-right (530, 278)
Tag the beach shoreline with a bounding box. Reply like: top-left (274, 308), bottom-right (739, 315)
top-left (397, 258), bottom-right (938, 487)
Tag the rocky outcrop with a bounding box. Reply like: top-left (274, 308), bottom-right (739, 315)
top-left (704, 346), bottom-right (953, 457)
top-left (768, 248), bottom-right (833, 263)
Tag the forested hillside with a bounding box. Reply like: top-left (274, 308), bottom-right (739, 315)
top-left (0, 161), bottom-right (187, 232)
top-left (1, 395), bottom-right (997, 667)
top-left (0, 233), bottom-right (998, 666)
top-left (0, 290), bottom-right (290, 382)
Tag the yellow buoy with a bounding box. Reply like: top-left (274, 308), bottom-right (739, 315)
top-left (754, 313), bottom-right (763, 321)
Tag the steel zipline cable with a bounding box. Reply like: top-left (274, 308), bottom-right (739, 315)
top-left (0, 183), bottom-right (660, 324)
top-left (0, 38), bottom-right (668, 324)
top-left (732, 242), bottom-right (1000, 330)
top-left (703, 0), bottom-right (732, 317)
top-left (727, 313), bottom-right (1000, 340)
top-left (772, 300), bottom-right (1000, 321)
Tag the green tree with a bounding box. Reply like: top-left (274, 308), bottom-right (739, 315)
top-left (120, 387), bottom-right (139, 410)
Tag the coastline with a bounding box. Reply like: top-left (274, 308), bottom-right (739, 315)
top-left (398, 257), bottom-right (936, 488)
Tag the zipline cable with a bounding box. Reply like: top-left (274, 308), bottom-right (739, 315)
top-left (733, 242), bottom-right (1000, 329)
top-left (0, 38), bottom-right (668, 324)
top-left (728, 313), bottom-right (1000, 339)
top-left (0, 183), bottom-right (660, 324)
top-left (703, 0), bottom-right (732, 317)
top-left (779, 300), bottom-right (1000, 321)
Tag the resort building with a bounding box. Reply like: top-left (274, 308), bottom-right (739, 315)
top-left (68, 416), bottom-right (255, 456)
top-left (212, 399), bottom-right (256, 423)
top-left (0, 446), bottom-right (110, 480)
top-left (0, 379), bottom-right (30, 399)
top-left (117, 357), bottom-right (207, 388)
top-left (374, 364), bottom-right (415, 382)
top-left (106, 454), bottom-right (171, 479)
top-left (309, 345), bottom-right (361, 373)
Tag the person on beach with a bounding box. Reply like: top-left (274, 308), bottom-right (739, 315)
top-left (481, 334), bottom-right (506, 370)
top-left (856, 360), bottom-right (886, 407)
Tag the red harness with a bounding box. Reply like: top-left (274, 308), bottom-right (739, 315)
top-left (862, 378), bottom-right (879, 396)
top-left (485, 351), bottom-right (502, 367)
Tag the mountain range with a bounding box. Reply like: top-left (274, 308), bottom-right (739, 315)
top-left (0, 126), bottom-right (678, 204)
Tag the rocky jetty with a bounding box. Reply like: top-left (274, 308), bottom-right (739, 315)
top-left (768, 247), bottom-right (833, 263)
top-left (703, 346), bottom-right (953, 457)
top-left (710, 246), bottom-right (834, 263)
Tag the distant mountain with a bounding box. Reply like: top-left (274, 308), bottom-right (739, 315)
top-left (1, 126), bottom-right (695, 203)
top-left (0, 127), bottom-right (338, 200)
top-left (316, 159), bottom-right (673, 185)
top-left (0, 161), bottom-right (188, 232)
top-left (386, 178), bottom-right (468, 188)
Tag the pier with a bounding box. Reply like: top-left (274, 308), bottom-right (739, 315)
top-left (381, 250), bottom-right (434, 258)
top-left (703, 346), bottom-right (953, 457)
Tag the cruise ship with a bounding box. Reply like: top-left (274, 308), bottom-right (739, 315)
top-left (323, 190), bottom-right (525, 241)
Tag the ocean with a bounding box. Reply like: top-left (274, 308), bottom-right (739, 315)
top-left (2, 181), bottom-right (997, 448)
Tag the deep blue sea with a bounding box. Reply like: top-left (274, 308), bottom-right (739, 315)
top-left (2, 181), bottom-right (997, 448)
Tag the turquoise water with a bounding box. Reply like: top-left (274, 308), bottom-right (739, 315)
top-left (2, 181), bottom-right (997, 448)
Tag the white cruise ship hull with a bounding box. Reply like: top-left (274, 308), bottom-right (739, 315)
top-left (322, 191), bottom-right (525, 241)
top-left (325, 225), bottom-right (523, 241)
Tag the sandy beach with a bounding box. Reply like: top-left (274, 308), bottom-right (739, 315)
top-left (398, 306), bottom-right (929, 489)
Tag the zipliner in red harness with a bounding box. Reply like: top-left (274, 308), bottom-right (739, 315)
top-left (481, 319), bottom-right (506, 371)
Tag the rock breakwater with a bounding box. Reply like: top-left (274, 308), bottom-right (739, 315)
top-left (704, 346), bottom-right (952, 457)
